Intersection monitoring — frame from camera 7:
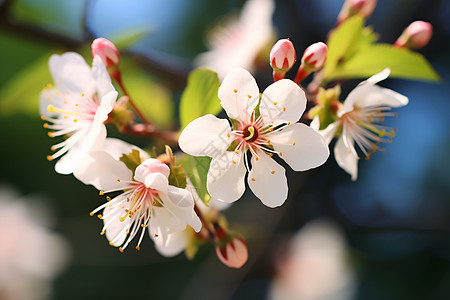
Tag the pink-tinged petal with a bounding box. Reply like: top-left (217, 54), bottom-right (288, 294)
top-left (103, 204), bottom-right (131, 246)
top-left (259, 79), bottom-right (306, 125)
top-left (73, 150), bottom-right (133, 191)
top-left (164, 186), bottom-right (202, 232)
top-left (218, 68), bottom-right (260, 121)
top-left (179, 114), bottom-right (232, 157)
top-left (144, 173), bottom-right (169, 193)
top-left (216, 237), bottom-right (248, 268)
top-left (49, 52), bottom-right (96, 96)
top-left (135, 159), bottom-right (170, 183)
top-left (270, 123), bottom-right (330, 171)
top-left (152, 230), bottom-right (187, 257)
top-left (334, 135), bottom-right (358, 181)
top-left (99, 90), bottom-right (118, 115)
top-left (92, 55), bottom-right (114, 100)
top-left (101, 138), bottom-right (150, 161)
top-left (207, 151), bottom-right (247, 202)
top-left (247, 150), bottom-right (288, 208)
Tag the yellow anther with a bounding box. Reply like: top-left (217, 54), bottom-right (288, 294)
top-left (117, 178), bottom-right (121, 182)
top-left (256, 157), bottom-right (259, 161)
top-left (141, 224), bottom-right (147, 228)
top-left (100, 231), bottom-right (105, 235)
top-left (126, 231), bottom-right (130, 235)
top-left (50, 145), bottom-right (57, 151)
top-left (247, 94), bottom-right (252, 98)
top-left (64, 101), bottom-right (68, 104)
top-left (273, 102), bottom-right (277, 105)
top-left (43, 123), bottom-right (49, 128)
top-left (74, 119), bottom-right (77, 122)
top-left (251, 178), bottom-right (256, 181)
top-left (46, 155), bottom-right (53, 161)
top-left (136, 246), bottom-right (141, 251)
top-left (232, 161), bottom-right (237, 164)
top-left (269, 153), bottom-right (274, 157)
top-left (97, 214), bottom-right (103, 220)
top-left (81, 93), bottom-right (85, 97)
top-left (279, 152), bottom-right (283, 156)
top-left (119, 247), bottom-right (124, 253)
top-left (89, 212), bottom-right (94, 216)
top-left (48, 132), bottom-right (54, 138)
top-left (227, 133), bottom-right (231, 138)
top-left (292, 142), bottom-right (296, 146)
top-left (99, 191), bottom-right (104, 195)
top-left (271, 171), bottom-right (275, 174)
top-left (283, 107), bottom-right (286, 112)
top-left (75, 103), bottom-right (79, 107)
top-left (235, 150), bottom-right (239, 154)
top-left (287, 122), bottom-right (291, 125)
top-left (106, 196), bottom-right (111, 201)
top-left (109, 241), bottom-right (114, 246)
top-left (154, 234), bottom-right (159, 237)
top-left (234, 89), bottom-right (237, 93)
top-left (40, 115), bottom-right (46, 121)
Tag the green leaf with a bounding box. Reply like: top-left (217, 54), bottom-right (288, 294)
top-left (325, 44), bottom-right (441, 82)
top-left (325, 15), bottom-right (366, 76)
top-left (119, 149), bottom-right (143, 175)
top-left (179, 69), bottom-right (222, 129)
top-left (182, 155), bottom-right (212, 205)
top-left (168, 165), bottom-right (187, 189)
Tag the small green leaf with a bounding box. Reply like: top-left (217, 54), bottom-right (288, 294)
top-left (179, 69), bottom-right (222, 129)
top-left (119, 149), bottom-right (143, 175)
top-left (325, 15), bottom-right (366, 76)
top-left (168, 165), bottom-right (187, 189)
top-left (182, 155), bottom-right (212, 205)
top-left (326, 44), bottom-right (441, 82)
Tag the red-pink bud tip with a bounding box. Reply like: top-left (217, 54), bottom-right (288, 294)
top-left (302, 42), bottom-right (328, 69)
top-left (215, 237), bottom-right (248, 269)
top-left (91, 38), bottom-right (120, 68)
top-left (337, 0), bottom-right (377, 24)
top-left (270, 39), bottom-right (297, 72)
top-left (394, 21), bottom-right (433, 49)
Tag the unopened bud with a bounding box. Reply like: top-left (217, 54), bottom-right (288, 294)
top-left (394, 21), bottom-right (432, 49)
top-left (270, 39), bottom-right (296, 72)
top-left (91, 38), bottom-right (120, 68)
top-left (215, 236), bottom-right (248, 269)
top-left (294, 42), bottom-right (327, 84)
top-left (337, 0), bottom-right (377, 25)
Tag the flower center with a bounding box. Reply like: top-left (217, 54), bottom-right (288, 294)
top-left (242, 125), bottom-right (258, 143)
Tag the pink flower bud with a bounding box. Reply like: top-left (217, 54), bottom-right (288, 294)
top-left (394, 21), bottom-right (433, 49)
top-left (215, 236), bottom-right (248, 269)
top-left (91, 38), bottom-right (120, 68)
top-left (270, 39), bottom-right (297, 72)
top-left (337, 0), bottom-right (377, 24)
top-left (302, 42), bottom-right (328, 69)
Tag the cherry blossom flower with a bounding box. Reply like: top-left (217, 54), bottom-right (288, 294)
top-left (0, 187), bottom-right (68, 300)
top-left (312, 69), bottom-right (408, 181)
top-left (40, 52), bottom-right (118, 175)
top-left (194, 0), bottom-right (275, 79)
top-left (73, 139), bottom-right (202, 253)
top-left (179, 68), bottom-right (329, 208)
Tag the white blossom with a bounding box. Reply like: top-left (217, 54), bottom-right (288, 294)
top-left (40, 52), bottom-right (118, 175)
top-left (179, 68), bottom-right (329, 208)
top-left (73, 139), bottom-right (201, 253)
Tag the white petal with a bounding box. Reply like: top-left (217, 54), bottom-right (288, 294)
top-left (163, 186), bottom-right (202, 232)
top-left (309, 115), bottom-right (320, 131)
top-left (218, 68), bottom-right (260, 121)
top-left (73, 150), bottom-right (133, 191)
top-left (259, 79), bottom-right (306, 124)
top-left (207, 151), bottom-right (247, 202)
top-left (270, 123), bottom-right (330, 171)
top-left (152, 230), bottom-right (187, 257)
top-left (49, 52), bottom-right (96, 96)
top-left (365, 67), bottom-right (391, 84)
top-left (318, 120), bottom-right (341, 145)
top-left (340, 69), bottom-right (408, 115)
top-left (92, 55), bottom-right (114, 100)
top-left (247, 150), bottom-right (288, 208)
top-left (179, 114), bottom-right (232, 157)
top-left (99, 90), bottom-right (118, 115)
top-left (39, 88), bottom-right (64, 117)
top-left (334, 135), bottom-right (358, 181)
top-left (103, 204), bottom-right (131, 246)
top-left (150, 205), bottom-right (187, 245)
top-left (144, 173), bottom-right (169, 193)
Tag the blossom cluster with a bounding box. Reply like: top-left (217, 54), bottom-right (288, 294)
top-left (39, 0), bottom-right (435, 268)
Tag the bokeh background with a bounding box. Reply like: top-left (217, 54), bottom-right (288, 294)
top-left (1, 0), bottom-right (450, 299)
